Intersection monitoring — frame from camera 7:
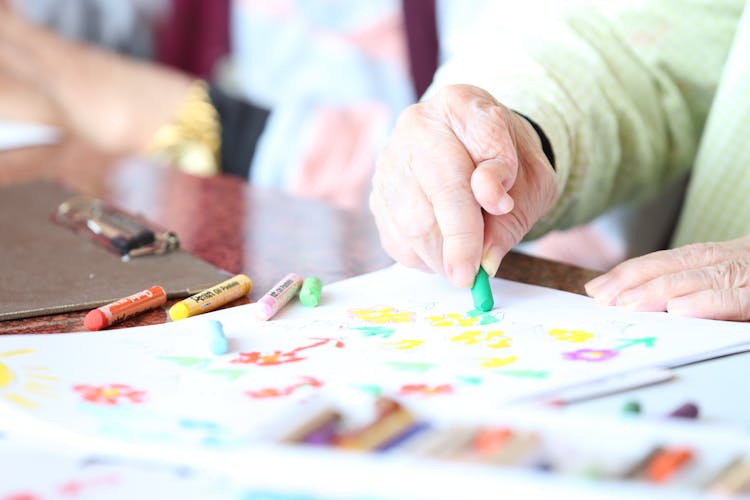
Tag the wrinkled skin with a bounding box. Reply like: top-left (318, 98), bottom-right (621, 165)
top-left (586, 236), bottom-right (750, 321)
top-left (370, 84), bottom-right (557, 288)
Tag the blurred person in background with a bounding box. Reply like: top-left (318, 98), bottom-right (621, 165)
top-left (1, 0), bottom-right (485, 210)
top-left (0, 0), bottom-right (691, 276)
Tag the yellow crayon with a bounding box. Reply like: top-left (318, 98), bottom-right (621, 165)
top-left (335, 399), bottom-right (415, 452)
top-left (169, 274), bottom-right (252, 321)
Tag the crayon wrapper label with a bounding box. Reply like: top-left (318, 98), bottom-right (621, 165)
top-left (198, 285), bottom-right (247, 311)
top-left (101, 287), bottom-right (165, 322)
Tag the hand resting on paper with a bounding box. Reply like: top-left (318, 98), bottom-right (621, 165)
top-left (585, 235), bottom-right (750, 321)
top-left (369, 84), bottom-right (557, 288)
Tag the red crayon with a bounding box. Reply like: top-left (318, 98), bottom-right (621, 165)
top-left (84, 285), bottom-right (167, 331)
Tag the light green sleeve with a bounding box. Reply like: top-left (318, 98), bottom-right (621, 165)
top-left (428, 0), bottom-right (745, 238)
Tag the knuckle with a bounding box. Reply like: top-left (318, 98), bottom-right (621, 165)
top-left (721, 289), bottom-right (745, 320)
top-left (435, 84), bottom-right (471, 103)
top-left (401, 102), bottom-right (424, 122)
top-left (656, 272), bottom-right (694, 304)
top-left (710, 260), bottom-right (749, 289)
top-left (466, 105), bottom-right (512, 161)
top-left (433, 85), bottom-right (456, 102)
top-left (437, 85), bottom-right (512, 162)
top-left (702, 242), bottom-right (723, 261)
top-left (427, 178), bottom-right (469, 205)
top-left (394, 103), bottom-right (431, 134)
top-left (646, 274), bottom-right (673, 296)
top-left (673, 242), bottom-right (720, 268)
top-left (611, 264), bottom-right (644, 288)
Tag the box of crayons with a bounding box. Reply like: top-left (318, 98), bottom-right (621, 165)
top-left (265, 397), bottom-right (750, 498)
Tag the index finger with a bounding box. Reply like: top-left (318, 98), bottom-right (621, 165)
top-left (414, 131), bottom-right (483, 288)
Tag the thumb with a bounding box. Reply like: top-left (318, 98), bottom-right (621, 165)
top-left (471, 157), bottom-right (516, 216)
top-left (479, 150), bottom-right (557, 277)
top-left (440, 85), bottom-right (521, 193)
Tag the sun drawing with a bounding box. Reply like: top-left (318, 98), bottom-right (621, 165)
top-left (0, 349), bottom-right (59, 409)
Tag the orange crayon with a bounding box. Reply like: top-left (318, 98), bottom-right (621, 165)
top-left (646, 447), bottom-right (694, 483)
top-left (84, 285), bottom-right (166, 331)
top-left (474, 426), bottom-right (514, 456)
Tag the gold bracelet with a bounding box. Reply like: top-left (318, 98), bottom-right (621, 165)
top-left (147, 80), bottom-right (221, 176)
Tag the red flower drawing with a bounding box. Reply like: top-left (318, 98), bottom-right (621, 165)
top-left (73, 383), bottom-right (146, 405)
top-left (398, 383), bottom-right (454, 396)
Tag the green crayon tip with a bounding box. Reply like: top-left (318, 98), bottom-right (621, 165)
top-left (299, 276), bottom-right (323, 307)
top-left (471, 267), bottom-right (494, 312)
top-left (622, 400), bottom-right (641, 415)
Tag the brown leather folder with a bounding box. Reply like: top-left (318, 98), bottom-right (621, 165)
top-left (0, 181), bottom-right (229, 321)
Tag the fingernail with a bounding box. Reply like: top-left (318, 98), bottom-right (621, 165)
top-left (584, 275), bottom-right (609, 295)
top-left (587, 280), bottom-right (620, 306)
top-left (595, 293), bottom-right (618, 307)
top-left (615, 290), bottom-right (639, 309)
top-left (449, 263), bottom-right (477, 289)
top-left (497, 193), bottom-right (514, 214)
top-left (481, 247), bottom-right (503, 278)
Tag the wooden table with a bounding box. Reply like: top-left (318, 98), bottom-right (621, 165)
top-left (0, 141), bottom-right (599, 334)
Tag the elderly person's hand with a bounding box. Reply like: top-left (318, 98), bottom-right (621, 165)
top-left (369, 84), bottom-right (557, 287)
top-left (0, 10), bottom-right (191, 153)
top-left (585, 236), bottom-right (750, 321)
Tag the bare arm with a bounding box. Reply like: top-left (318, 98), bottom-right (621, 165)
top-left (0, 10), bottom-right (192, 153)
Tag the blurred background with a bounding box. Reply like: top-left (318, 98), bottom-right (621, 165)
top-left (0, 0), bottom-right (683, 272)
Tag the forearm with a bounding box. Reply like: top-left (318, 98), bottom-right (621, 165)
top-left (33, 36), bottom-right (193, 153)
top-left (0, 11), bottom-right (271, 178)
top-left (0, 13), bottom-right (191, 152)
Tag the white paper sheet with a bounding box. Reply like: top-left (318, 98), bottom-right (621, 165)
top-left (1, 264), bottom-right (750, 453)
top-left (0, 436), bottom-right (241, 500)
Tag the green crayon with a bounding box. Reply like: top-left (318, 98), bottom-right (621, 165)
top-left (299, 276), bottom-right (323, 307)
top-left (622, 400), bottom-right (641, 415)
top-left (471, 267), bottom-right (494, 312)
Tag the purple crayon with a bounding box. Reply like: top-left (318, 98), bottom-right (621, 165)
top-left (667, 402), bottom-right (700, 419)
